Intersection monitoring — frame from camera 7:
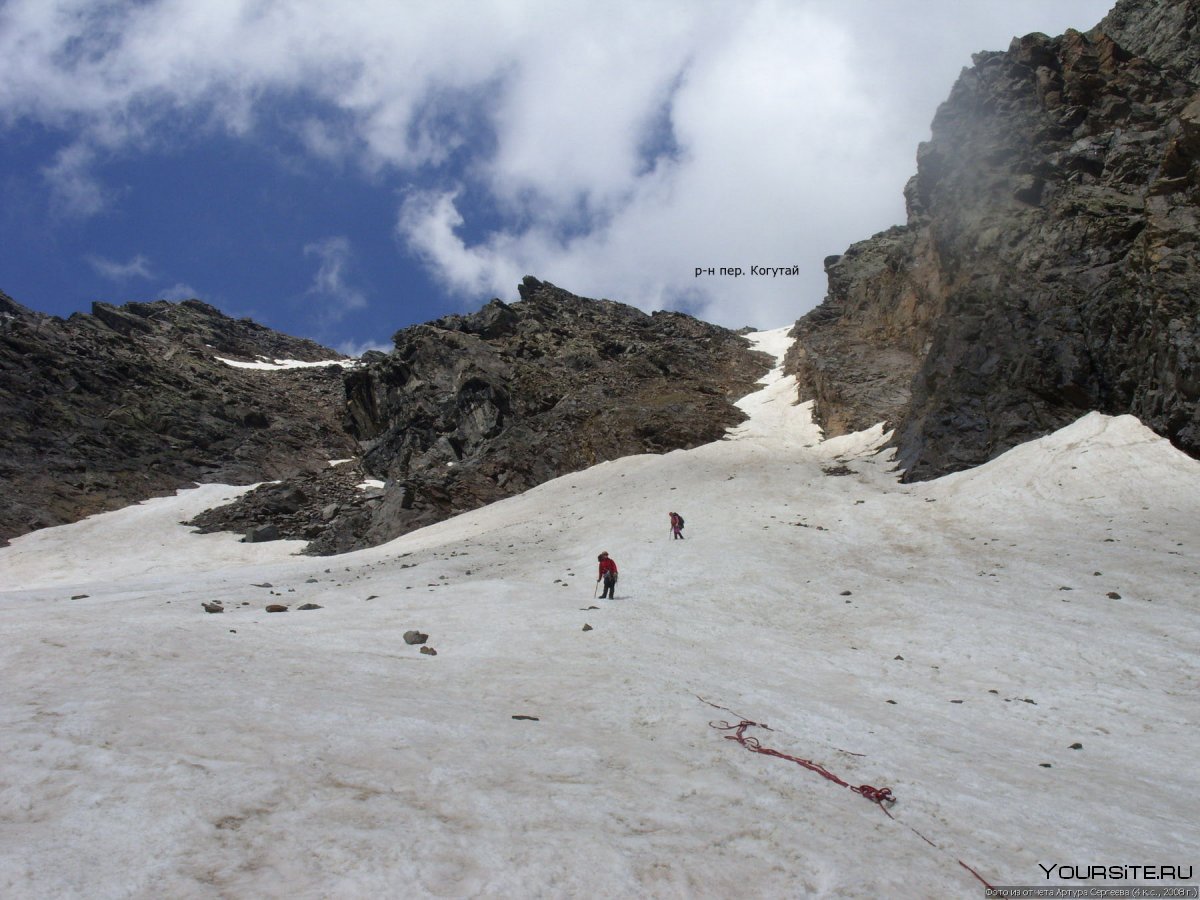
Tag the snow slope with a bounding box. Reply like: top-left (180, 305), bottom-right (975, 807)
top-left (1, 327), bottom-right (1197, 898)
top-left (215, 357), bottom-right (358, 370)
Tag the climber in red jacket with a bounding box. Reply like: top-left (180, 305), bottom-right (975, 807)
top-left (669, 511), bottom-right (685, 540)
top-left (597, 551), bottom-right (618, 599)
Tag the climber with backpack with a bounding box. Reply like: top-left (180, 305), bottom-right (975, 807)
top-left (669, 511), bottom-right (685, 540)
top-left (597, 551), bottom-right (619, 599)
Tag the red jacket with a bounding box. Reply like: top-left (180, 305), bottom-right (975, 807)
top-left (598, 557), bottom-right (618, 578)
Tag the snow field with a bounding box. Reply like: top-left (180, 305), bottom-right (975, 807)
top-left (1, 328), bottom-right (1197, 898)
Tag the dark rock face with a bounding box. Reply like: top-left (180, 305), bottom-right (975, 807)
top-left (785, 0), bottom-right (1199, 480)
top-left (303, 277), bottom-right (770, 552)
top-left (783, 226), bottom-right (937, 439)
top-left (5, 279), bottom-right (767, 555)
top-left (0, 293), bottom-right (354, 544)
top-left (1099, 0), bottom-right (1200, 85)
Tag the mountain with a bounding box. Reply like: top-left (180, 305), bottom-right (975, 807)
top-left (8, 0), bottom-right (1197, 546)
top-left (0, 280), bottom-right (770, 552)
top-left (2, 1), bottom-right (1197, 893)
top-left (785, 0), bottom-right (1200, 480)
top-left (191, 277), bottom-right (770, 554)
top-left (2, 332), bottom-right (1196, 896)
top-left (0, 291), bottom-right (354, 546)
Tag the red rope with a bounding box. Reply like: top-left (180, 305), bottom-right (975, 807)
top-left (695, 695), bottom-right (772, 730)
top-left (958, 860), bottom-right (995, 889)
top-left (701, 703), bottom-right (995, 891)
top-left (711, 718), bottom-right (896, 810)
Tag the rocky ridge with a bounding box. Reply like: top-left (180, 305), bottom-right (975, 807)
top-left (1, 278), bottom-right (770, 554)
top-left (0, 292), bottom-right (355, 545)
top-left (785, 0), bottom-right (1199, 479)
top-left (192, 277), bottom-right (772, 554)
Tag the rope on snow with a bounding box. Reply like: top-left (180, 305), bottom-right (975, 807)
top-left (707, 715), bottom-right (895, 809)
top-left (695, 695), bottom-right (994, 891)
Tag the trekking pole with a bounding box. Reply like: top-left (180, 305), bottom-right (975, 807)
top-left (593, 580), bottom-right (599, 599)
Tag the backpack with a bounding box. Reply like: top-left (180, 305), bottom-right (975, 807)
top-left (676, 515), bottom-right (684, 529)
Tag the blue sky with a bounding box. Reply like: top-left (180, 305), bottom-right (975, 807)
top-left (0, 0), bottom-right (1114, 356)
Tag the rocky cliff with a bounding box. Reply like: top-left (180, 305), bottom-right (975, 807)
top-left (785, 0), bottom-right (1199, 480)
top-left (194, 277), bottom-right (772, 554)
top-left (0, 292), bottom-right (355, 545)
top-left (2, 278), bottom-right (770, 553)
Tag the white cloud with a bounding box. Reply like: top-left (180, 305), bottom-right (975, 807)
top-left (2, 0), bottom-right (1115, 325)
top-left (297, 117), bottom-right (358, 167)
top-left (85, 252), bottom-right (154, 281)
top-left (304, 236), bottom-right (367, 320)
top-left (42, 144), bottom-right (109, 218)
top-left (398, 189), bottom-right (521, 299)
top-left (394, 3), bottom-right (897, 326)
top-left (158, 282), bottom-right (200, 301)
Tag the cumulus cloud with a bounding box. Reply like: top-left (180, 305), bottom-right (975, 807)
top-left (304, 236), bottom-right (367, 320)
top-left (397, 2), bottom-right (911, 327)
top-left (1, 0), bottom-right (1115, 327)
top-left (398, 189), bottom-right (521, 299)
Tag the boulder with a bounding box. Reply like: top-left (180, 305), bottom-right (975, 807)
top-left (244, 524), bottom-right (281, 543)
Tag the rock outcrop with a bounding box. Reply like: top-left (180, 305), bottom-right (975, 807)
top-left (785, 0), bottom-right (1199, 480)
top-left (4, 279), bottom-right (768, 554)
top-left (0, 293), bottom-right (354, 544)
top-left (198, 278), bottom-right (771, 554)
